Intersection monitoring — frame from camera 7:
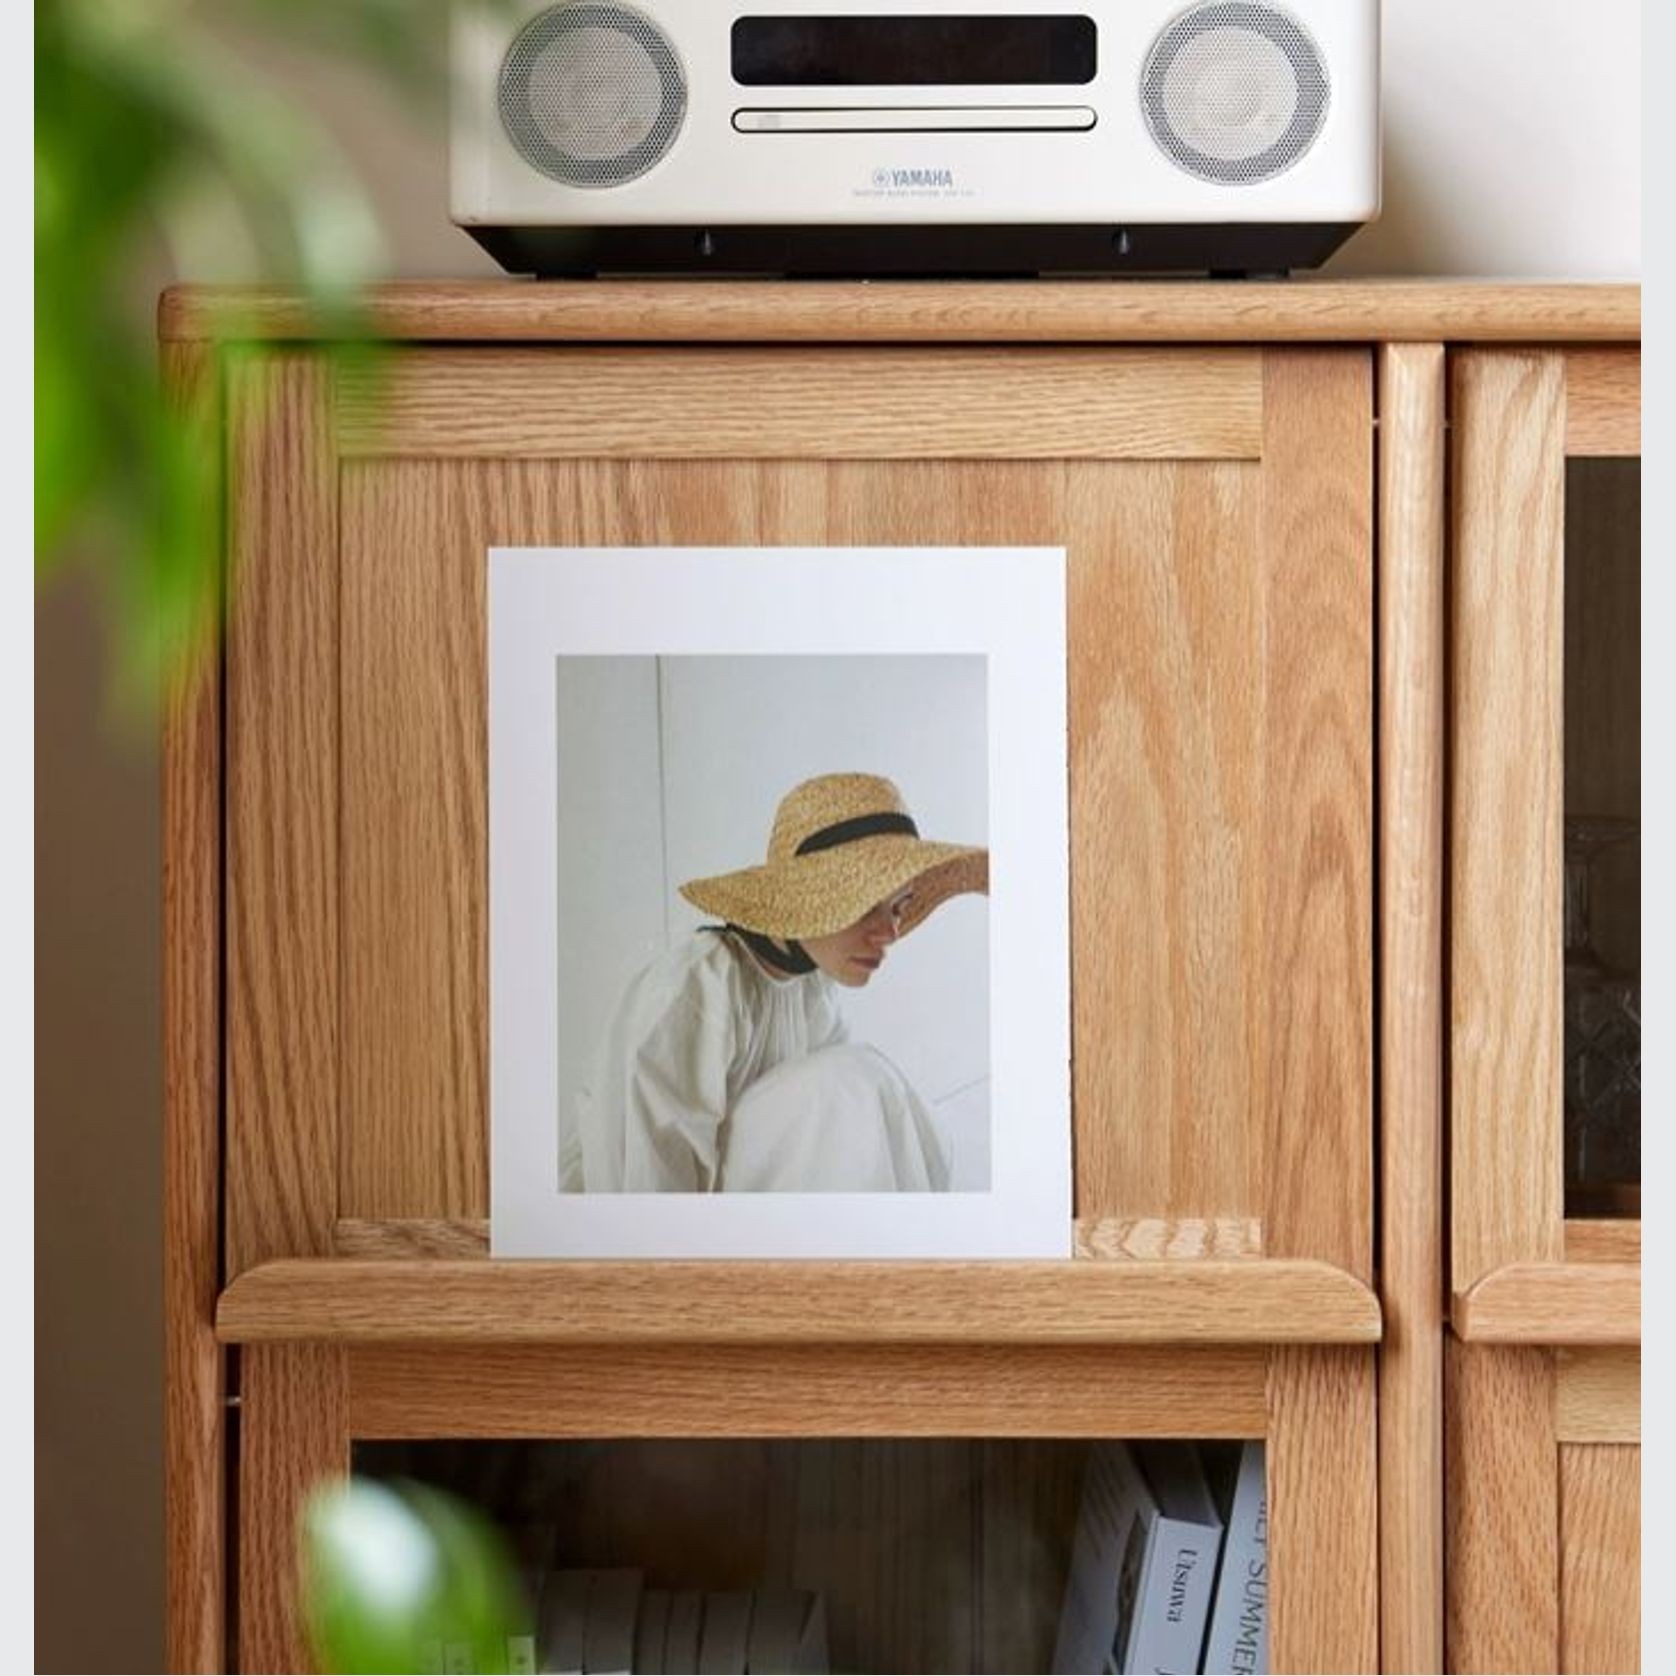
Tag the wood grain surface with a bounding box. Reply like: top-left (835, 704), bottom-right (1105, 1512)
top-left (339, 453), bottom-right (487, 1219)
top-left (161, 340), bottom-right (227, 1676)
top-left (1070, 1216), bottom-right (1262, 1258)
top-left (1556, 1349), bottom-right (1640, 1443)
top-left (1067, 457), bottom-right (1263, 1225)
top-left (240, 1343), bottom-right (350, 1675)
top-left (218, 1256), bottom-right (1381, 1345)
top-left (337, 346), bottom-right (1264, 461)
top-left (1558, 1444), bottom-right (1639, 1674)
top-left (225, 355), bottom-right (340, 1274)
top-left (1445, 1341), bottom-right (1558, 1674)
top-left (1255, 352), bottom-right (1374, 1279)
top-left (337, 400), bottom-right (1369, 1257)
top-left (337, 1214), bottom-right (1266, 1260)
top-left (1267, 1347), bottom-right (1378, 1674)
top-left (347, 1342), bottom-right (1271, 1438)
top-left (1375, 342), bottom-right (1446, 1676)
top-left (1565, 349), bottom-right (1641, 455)
top-left (1454, 1262), bottom-right (1640, 1344)
top-left (157, 279), bottom-right (1642, 346)
top-left (1564, 1219), bottom-right (1640, 1263)
top-left (1450, 352), bottom-right (1567, 1293)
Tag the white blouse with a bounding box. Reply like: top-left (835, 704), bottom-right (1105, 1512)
top-left (566, 930), bottom-right (849, 1192)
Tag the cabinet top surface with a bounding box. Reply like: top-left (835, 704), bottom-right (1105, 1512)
top-left (158, 278), bottom-right (1640, 345)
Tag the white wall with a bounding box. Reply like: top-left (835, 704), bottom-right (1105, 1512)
top-left (557, 653), bottom-right (992, 1188)
top-left (1332, 0), bottom-right (1640, 277)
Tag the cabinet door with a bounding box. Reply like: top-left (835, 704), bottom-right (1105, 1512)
top-left (1447, 350), bottom-right (1640, 1674)
top-left (1451, 348), bottom-right (1641, 1294)
top-left (222, 345), bottom-right (1372, 1275)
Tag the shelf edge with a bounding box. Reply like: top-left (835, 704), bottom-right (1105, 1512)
top-left (216, 1256), bottom-right (1382, 1347)
top-left (1453, 1261), bottom-right (1640, 1344)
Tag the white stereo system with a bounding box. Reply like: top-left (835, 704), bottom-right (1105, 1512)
top-left (452, 0), bottom-right (1380, 276)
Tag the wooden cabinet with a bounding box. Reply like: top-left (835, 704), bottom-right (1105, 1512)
top-left (161, 282), bottom-right (1638, 1675)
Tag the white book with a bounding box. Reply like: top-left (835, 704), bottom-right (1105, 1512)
top-left (539, 1570), bottom-right (590, 1675)
top-left (697, 1591), bottom-right (753, 1675)
top-left (1128, 1443), bottom-right (1224, 1676)
top-left (744, 1590), bottom-right (827, 1674)
top-left (584, 1569), bottom-right (645, 1676)
top-left (1051, 1442), bottom-right (1224, 1676)
top-left (1201, 1443), bottom-right (1268, 1676)
top-left (664, 1590), bottom-right (705, 1676)
top-left (635, 1589), bottom-right (672, 1675)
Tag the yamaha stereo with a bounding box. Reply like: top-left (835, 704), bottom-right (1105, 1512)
top-left (452, 1), bottom-right (1380, 276)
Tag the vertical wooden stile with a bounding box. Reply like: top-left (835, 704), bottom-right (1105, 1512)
top-left (1266, 1347), bottom-right (1379, 1673)
top-left (1257, 351), bottom-right (1375, 1279)
top-left (239, 1343), bottom-right (350, 1674)
top-left (1558, 1444), bottom-right (1639, 1673)
top-left (162, 336), bottom-right (227, 1675)
top-left (1376, 342), bottom-right (1447, 1674)
top-left (1450, 352), bottom-right (1567, 1292)
top-left (224, 355), bottom-right (341, 1274)
top-left (1444, 1340), bottom-right (1558, 1672)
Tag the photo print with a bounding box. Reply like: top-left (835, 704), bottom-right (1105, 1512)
top-left (490, 547), bottom-right (1069, 1257)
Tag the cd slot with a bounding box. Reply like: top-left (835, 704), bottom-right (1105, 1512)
top-left (733, 107), bottom-right (1097, 133)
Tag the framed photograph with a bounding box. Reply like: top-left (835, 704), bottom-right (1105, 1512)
top-left (489, 546), bottom-right (1069, 1257)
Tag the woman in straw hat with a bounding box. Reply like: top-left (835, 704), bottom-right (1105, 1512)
top-left (564, 772), bottom-right (988, 1193)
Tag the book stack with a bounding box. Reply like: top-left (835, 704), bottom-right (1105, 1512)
top-left (416, 1569), bottom-right (829, 1675)
top-left (1051, 1440), bottom-right (1268, 1676)
top-left (536, 1572), bottom-right (829, 1676)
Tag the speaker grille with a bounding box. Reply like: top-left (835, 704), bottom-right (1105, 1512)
top-left (498, 4), bottom-right (686, 187)
top-left (1141, 2), bottom-right (1329, 186)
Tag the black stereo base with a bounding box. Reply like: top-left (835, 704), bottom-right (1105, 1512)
top-left (465, 221), bottom-right (1362, 279)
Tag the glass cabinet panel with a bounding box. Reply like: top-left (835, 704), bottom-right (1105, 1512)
top-left (352, 1436), bottom-right (1268, 1675)
top-left (1563, 458), bottom-right (1641, 1216)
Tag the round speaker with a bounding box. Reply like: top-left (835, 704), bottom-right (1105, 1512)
top-left (498, 4), bottom-right (686, 188)
top-left (1140, 2), bottom-right (1329, 186)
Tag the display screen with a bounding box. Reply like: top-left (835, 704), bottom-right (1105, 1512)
top-left (732, 15), bottom-right (1097, 85)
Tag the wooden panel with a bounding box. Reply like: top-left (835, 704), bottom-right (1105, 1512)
top-left (1565, 1219), bottom-right (1640, 1262)
top-left (1556, 1349), bottom-right (1640, 1443)
top-left (337, 347), bottom-right (1263, 460)
top-left (161, 340), bottom-right (227, 1676)
top-left (1559, 1444), bottom-right (1640, 1673)
top-left (240, 1343), bottom-right (350, 1675)
top-left (1445, 1341), bottom-right (1558, 1674)
top-left (1454, 1262), bottom-right (1639, 1344)
top-left (1258, 352), bottom-right (1375, 1280)
top-left (338, 1214), bottom-right (1264, 1260)
top-left (218, 1257), bottom-right (1381, 1345)
top-left (1376, 342), bottom-right (1446, 1676)
top-left (1266, 1348), bottom-right (1378, 1674)
top-left (348, 1342), bottom-right (1270, 1437)
top-left (158, 278), bottom-right (1643, 346)
top-left (339, 436), bottom-right (1363, 1249)
top-left (1071, 1216), bottom-right (1261, 1258)
top-left (1451, 352), bottom-right (1567, 1292)
top-left (1565, 349), bottom-right (1641, 454)
top-left (226, 355), bottom-right (340, 1274)
top-left (339, 452), bottom-right (486, 1219)
top-left (1067, 458), bottom-right (1262, 1225)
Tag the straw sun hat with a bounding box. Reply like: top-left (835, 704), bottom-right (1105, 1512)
top-left (679, 773), bottom-right (988, 942)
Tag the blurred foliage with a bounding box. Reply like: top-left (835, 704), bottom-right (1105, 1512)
top-left (35, 0), bottom-right (492, 710)
top-left (302, 1476), bottom-right (531, 1675)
